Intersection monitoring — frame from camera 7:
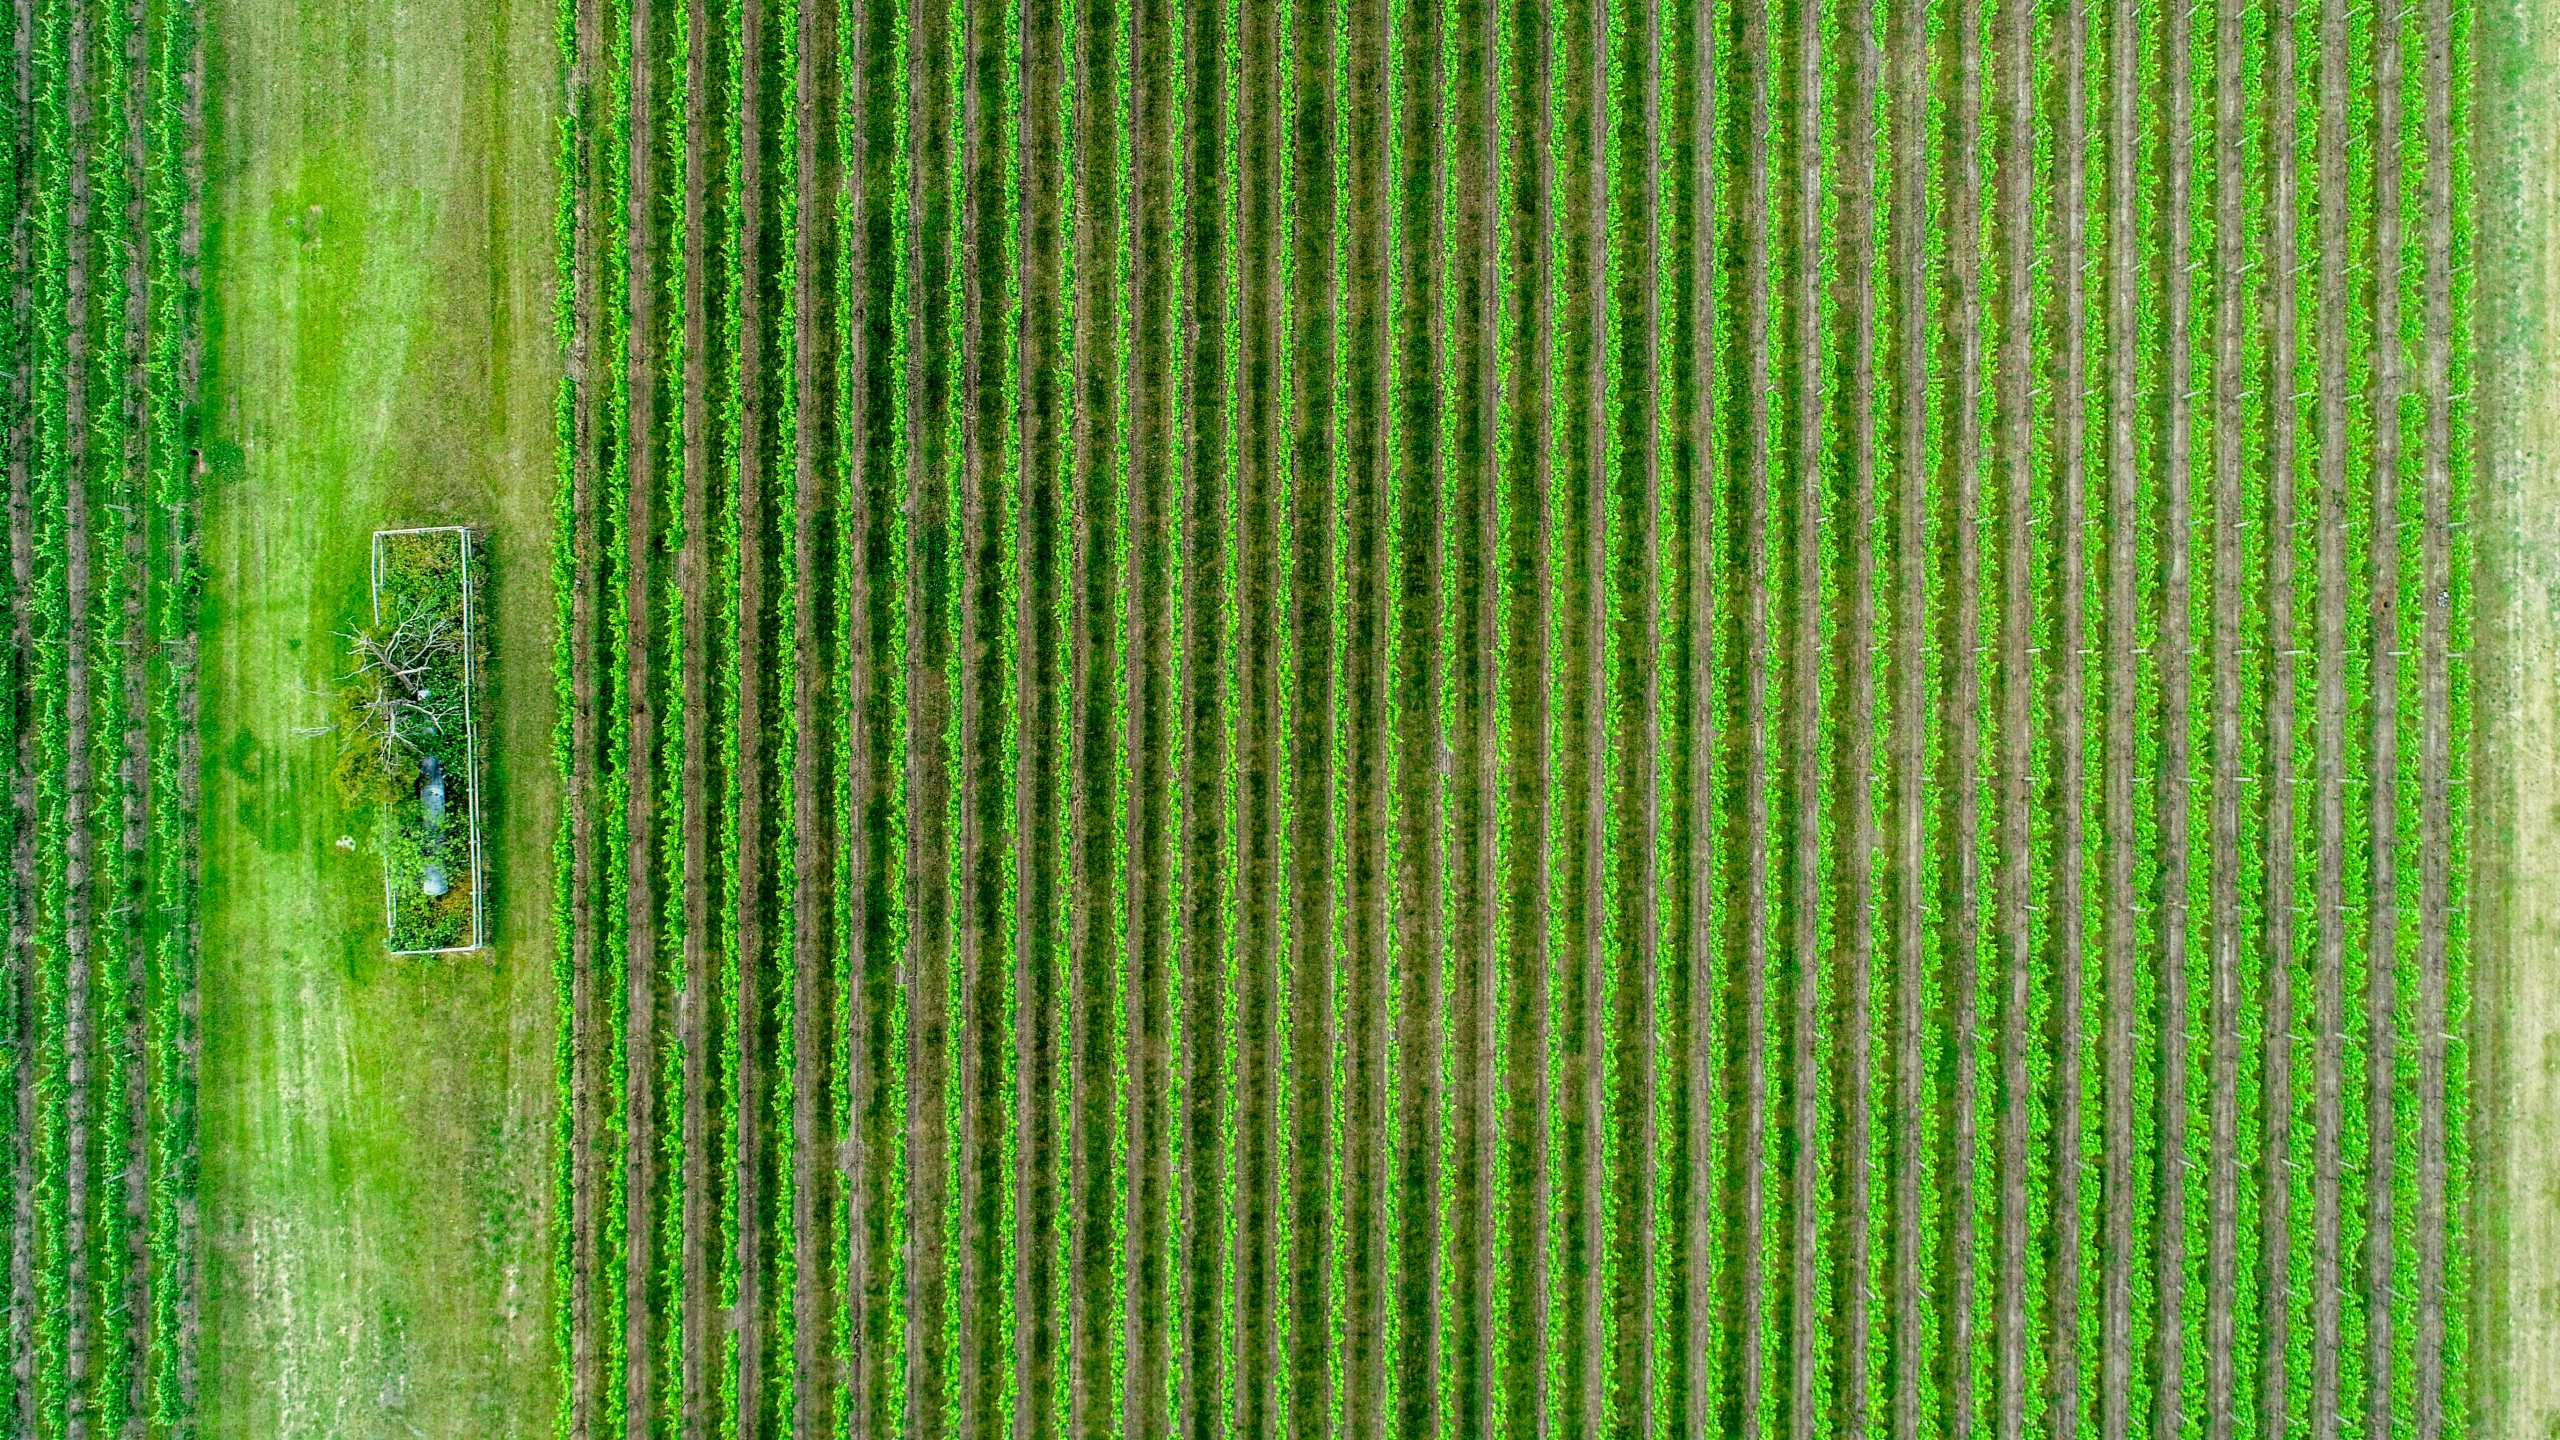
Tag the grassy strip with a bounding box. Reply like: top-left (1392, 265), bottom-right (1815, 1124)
top-left (1, 0), bottom-right (26, 1418)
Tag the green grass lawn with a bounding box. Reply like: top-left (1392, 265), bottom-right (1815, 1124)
top-left (194, 0), bottom-right (561, 1431)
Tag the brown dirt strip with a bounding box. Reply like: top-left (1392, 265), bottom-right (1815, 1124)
top-left (8, 0), bottom-right (34, 1419)
top-left (1496, 0), bottom-right (1554, 1430)
top-left (2413, 0), bottom-right (2453, 1429)
top-left (2366, 21), bottom-right (2405, 1440)
top-left (1837, 5), bottom-right (1877, 1431)
top-left (2159, 0), bottom-right (2198, 1428)
top-left (1887, 0), bottom-right (1926, 1431)
top-left (2258, 7), bottom-right (2302, 1433)
top-left (1739, 4), bottom-right (1771, 1428)
top-left (2051, 6), bottom-right (2090, 1434)
top-left (787, 0), bottom-right (837, 1431)
top-left (1945, 6), bottom-right (1983, 1433)
top-left (1117, 0), bottom-right (1177, 1425)
top-left (1118, 0), bottom-right (1178, 1420)
top-left (620, 0), bottom-right (666, 1428)
top-left (1887, 9), bottom-right (1925, 1432)
top-left (63, 2), bottom-right (96, 1425)
top-left (569, 0), bottom-right (609, 1429)
top-left (1170, 0), bottom-right (1228, 1427)
top-left (678, 0), bottom-right (717, 1430)
top-left (1389, 0), bottom-right (1446, 1421)
top-left (733, 0), bottom-right (773, 1429)
top-left (2100, 4), bottom-right (2137, 1434)
top-left (2206, 0), bottom-right (2245, 1428)
top-left (1992, 0), bottom-right (2034, 1422)
top-left (1784, 1), bottom-right (1821, 1427)
top-left (901, 0), bottom-right (958, 1422)
top-left (955, 0), bottom-right (1014, 1420)
top-left (1052, 0), bottom-right (1105, 1417)
top-left (1284, 0), bottom-right (1338, 1420)
top-left (1442, 0), bottom-right (1498, 1425)
top-left (2309, 0), bottom-right (2348, 1428)
top-left (1604, 0), bottom-right (1660, 1428)
top-left (1231, 0), bottom-right (1284, 1420)
top-left (1338, 0), bottom-right (1391, 1423)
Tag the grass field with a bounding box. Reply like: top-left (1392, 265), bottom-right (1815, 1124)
top-left (188, 0), bottom-right (562, 1432)
top-left (549, 1), bottom-right (2481, 1439)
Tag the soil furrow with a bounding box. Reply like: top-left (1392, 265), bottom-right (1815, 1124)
top-left (1231, 0), bottom-right (1286, 1422)
top-left (62, 1), bottom-right (96, 1427)
top-left (2052, 4), bottom-right (2090, 1432)
top-left (2413, 0), bottom-right (2454, 1428)
top-left (1605, 0), bottom-right (1661, 1427)
top-left (1118, 0), bottom-right (1176, 1423)
top-left (786, 0), bottom-right (837, 1428)
top-left (1283, 0), bottom-right (1339, 1418)
top-left (570, 0), bottom-right (609, 1428)
top-left (1442, 0), bottom-right (1500, 1422)
top-left (1388, 0), bottom-right (1446, 1428)
top-left (2158, 0), bottom-right (2198, 1430)
top-left (1338, 0), bottom-right (1391, 1423)
top-left (1011, 0), bottom-right (1068, 1421)
top-left (2259, 6), bottom-right (2303, 1432)
top-left (2205, 0), bottom-right (2246, 1427)
top-left (1496, 0), bottom-right (1555, 1428)
top-left (1739, 2), bottom-right (1772, 1428)
top-left (115, 15), bottom-right (151, 1425)
top-left (2309, 0), bottom-right (2349, 1428)
top-left (677, 0), bottom-right (719, 1428)
top-left (620, 0), bottom-right (665, 1429)
top-left (1171, 0), bottom-right (1229, 1427)
top-left (901, 0), bottom-right (959, 1421)
top-left (1784, 0), bottom-right (1821, 1422)
top-left (2100, 1), bottom-right (2138, 1433)
top-left (1945, 3), bottom-right (1984, 1431)
top-left (2365, 18), bottom-right (2405, 1439)
top-left (1888, 0), bottom-right (1927, 1430)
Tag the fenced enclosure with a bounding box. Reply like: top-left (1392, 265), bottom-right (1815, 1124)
top-left (371, 526), bottom-right (488, 953)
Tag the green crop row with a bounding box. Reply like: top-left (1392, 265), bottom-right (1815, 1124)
top-left (9, 2), bottom-right (204, 1435)
top-left (549, 1), bottom-right (2477, 1438)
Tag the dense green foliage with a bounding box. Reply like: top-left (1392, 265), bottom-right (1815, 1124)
top-left (364, 529), bottom-right (488, 952)
top-left (553, 0), bottom-right (2476, 1436)
top-left (8, 0), bottom-right (205, 1433)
